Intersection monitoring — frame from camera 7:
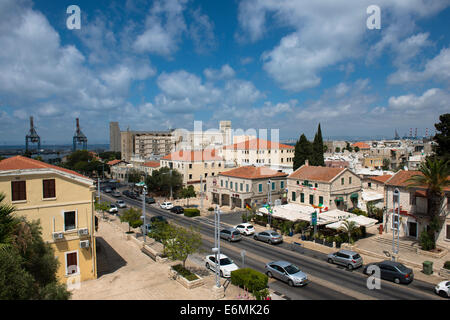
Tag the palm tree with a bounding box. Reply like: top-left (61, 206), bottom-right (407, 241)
top-left (406, 158), bottom-right (450, 248)
top-left (338, 220), bottom-right (360, 244)
top-left (0, 193), bottom-right (19, 252)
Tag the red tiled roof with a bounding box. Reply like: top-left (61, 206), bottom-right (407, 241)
top-left (223, 138), bottom-right (294, 150)
top-left (143, 161), bottom-right (160, 168)
top-left (107, 159), bottom-right (122, 166)
top-left (352, 142), bottom-right (370, 149)
top-left (288, 165), bottom-right (345, 182)
top-left (0, 156), bottom-right (91, 180)
top-left (162, 149), bottom-right (222, 161)
top-left (385, 170), bottom-right (450, 191)
top-left (368, 175), bottom-right (392, 184)
top-left (219, 166), bottom-right (288, 180)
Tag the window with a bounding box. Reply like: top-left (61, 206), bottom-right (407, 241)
top-left (309, 194), bottom-right (314, 205)
top-left (259, 184), bottom-right (263, 192)
top-left (300, 193), bottom-right (304, 203)
top-left (11, 181), bottom-right (26, 201)
top-left (315, 183), bottom-right (318, 188)
top-left (205, 173), bottom-right (208, 178)
top-left (65, 251), bottom-right (78, 275)
top-left (280, 181), bottom-right (284, 189)
top-left (189, 164), bottom-right (192, 169)
top-left (189, 174), bottom-right (192, 180)
top-left (64, 211), bottom-right (76, 231)
top-left (341, 178), bottom-right (344, 185)
top-left (368, 182), bottom-right (372, 188)
top-left (446, 224), bottom-right (450, 240)
top-left (292, 192), bottom-right (296, 201)
top-left (230, 182), bottom-right (233, 189)
top-left (296, 180), bottom-right (299, 185)
top-left (349, 177), bottom-right (352, 184)
top-left (221, 180), bottom-right (223, 187)
top-left (226, 181), bottom-right (228, 188)
top-left (319, 196), bottom-right (323, 205)
top-left (43, 179), bottom-right (55, 198)
top-left (246, 184), bottom-right (249, 192)
top-left (272, 182), bottom-right (275, 190)
top-left (204, 163), bottom-right (208, 168)
top-left (240, 183), bottom-right (243, 191)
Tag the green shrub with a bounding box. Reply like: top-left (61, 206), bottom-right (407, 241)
top-left (230, 268), bottom-right (268, 292)
top-left (253, 288), bottom-right (270, 300)
top-left (208, 207), bottom-right (214, 211)
top-left (443, 261), bottom-right (450, 270)
top-left (419, 231), bottom-right (435, 251)
top-left (172, 264), bottom-right (198, 281)
top-left (184, 208), bottom-right (200, 217)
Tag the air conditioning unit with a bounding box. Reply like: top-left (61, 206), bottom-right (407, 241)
top-left (80, 240), bottom-right (90, 248)
top-left (52, 232), bottom-right (64, 240)
top-left (78, 228), bottom-right (89, 236)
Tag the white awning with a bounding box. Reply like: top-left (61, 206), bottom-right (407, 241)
top-left (326, 215), bottom-right (379, 230)
top-left (362, 190), bottom-right (384, 202)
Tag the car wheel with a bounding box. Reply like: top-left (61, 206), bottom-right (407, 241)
top-left (394, 278), bottom-right (400, 284)
top-left (327, 258), bottom-right (333, 264)
top-left (288, 280), bottom-right (294, 287)
top-left (253, 235), bottom-right (258, 240)
top-left (266, 271), bottom-right (273, 278)
top-left (438, 290), bottom-right (447, 298)
top-left (347, 264), bottom-right (353, 270)
top-left (268, 239), bottom-right (272, 244)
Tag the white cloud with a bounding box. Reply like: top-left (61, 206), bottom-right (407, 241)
top-left (237, 0), bottom-right (450, 92)
top-left (189, 8), bottom-right (216, 54)
top-left (204, 64), bottom-right (235, 80)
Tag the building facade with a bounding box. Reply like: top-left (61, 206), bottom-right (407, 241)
top-left (109, 122), bottom-right (121, 152)
top-left (0, 156), bottom-right (97, 284)
top-left (207, 166), bottom-right (288, 209)
top-left (287, 163), bottom-right (362, 211)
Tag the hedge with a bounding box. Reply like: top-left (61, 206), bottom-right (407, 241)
top-left (444, 261), bottom-right (450, 270)
top-left (230, 268), bottom-right (268, 292)
top-left (184, 208), bottom-right (200, 217)
top-left (172, 264), bottom-right (198, 281)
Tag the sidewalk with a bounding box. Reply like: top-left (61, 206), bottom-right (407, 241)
top-left (72, 212), bottom-right (281, 300)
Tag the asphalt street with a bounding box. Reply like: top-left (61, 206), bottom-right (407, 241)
top-left (98, 189), bottom-right (445, 300)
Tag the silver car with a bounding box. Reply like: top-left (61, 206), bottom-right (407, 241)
top-left (220, 228), bottom-right (242, 242)
top-left (327, 250), bottom-right (363, 270)
top-left (253, 230), bottom-right (283, 244)
top-left (265, 261), bottom-right (308, 287)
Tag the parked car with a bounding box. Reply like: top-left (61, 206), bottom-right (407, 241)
top-left (170, 206), bottom-right (184, 214)
top-left (104, 187), bottom-right (112, 193)
top-left (265, 261), bottom-right (308, 287)
top-left (234, 223), bottom-right (255, 236)
top-left (122, 190), bottom-right (130, 197)
top-left (327, 250), bottom-right (363, 270)
top-left (115, 200), bottom-right (126, 208)
top-left (434, 280), bottom-right (450, 298)
top-left (253, 230), bottom-right (283, 244)
top-left (111, 190), bottom-right (121, 197)
top-left (108, 204), bottom-right (118, 214)
top-left (205, 254), bottom-right (239, 278)
top-left (160, 201), bottom-right (174, 209)
top-left (145, 197), bottom-right (156, 204)
top-left (363, 260), bottom-right (414, 284)
top-left (128, 191), bottom-right (139, 199)
top-left (220, 228), bottom-right (242, 242)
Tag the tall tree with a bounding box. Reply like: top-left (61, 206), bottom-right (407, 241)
top-left (293, 134), bottom-right (312, 170)
top-left (312, 124), bottom-right (325, 166)
top-left (434, 113), bottom-right (450, 163)
top-left (407, 158), bottom-right (450, 249)
top-left (165, 225), bottom-right (202, 269)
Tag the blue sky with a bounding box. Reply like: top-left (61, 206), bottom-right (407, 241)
top-left (0, 0), bottom-right (449, 145)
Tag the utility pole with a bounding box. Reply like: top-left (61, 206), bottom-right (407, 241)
top-left (200, 175), bottom-right (203, 210)
top-left (267, 179), bottom-right (272, 227)
top-left (213, 205), bottom-right (221, 288)
top-left (169, 169), bottom-right (173, 200)
top-left (142, 185), bottom-right (147, 244)
top-left (392, 188), bottom-right (400, 261)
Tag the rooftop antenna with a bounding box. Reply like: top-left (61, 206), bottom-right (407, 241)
top-left (25, 116), bottom-right (41, 153)
top-left (73, 118), bottom-right (88, 151)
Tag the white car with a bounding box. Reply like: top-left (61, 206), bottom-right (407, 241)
top-left (205, 254), bottom-right (239, 278)
top-left (234, 223), bottom-right (255, 236)
top-left (115, 200), bottom-right (126, 208)
top-left (160, 201), bottom-right (174, 209)
top-left (108, 204), bottom-right (118, 214)
top-left (434, 280), bottom-right (450, 298)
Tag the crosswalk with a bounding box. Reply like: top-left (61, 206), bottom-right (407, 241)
top-left (193, 216), bottom-right (234, 229)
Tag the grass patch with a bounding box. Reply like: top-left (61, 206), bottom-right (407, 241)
top-left (172, 264), bottom-right (199, 281)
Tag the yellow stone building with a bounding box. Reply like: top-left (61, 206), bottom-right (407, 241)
top-left (0, 156), bottom-right (97, 285)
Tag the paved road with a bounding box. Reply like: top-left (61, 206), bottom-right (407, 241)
top-left (99, 191), bottom-right (445, 300)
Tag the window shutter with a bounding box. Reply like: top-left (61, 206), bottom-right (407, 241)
top-left (11, 181), bottom-right (26, 201)
top-left (43, 179), bottom-right (56, 198)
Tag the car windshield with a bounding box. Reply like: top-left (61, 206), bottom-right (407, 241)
top-left (220, 258), bottom-right (233, 265)
top-left (270, 232), bottom-right (280, 237)
top-left (284, 264), bottom-right (301, 275)
top-left (246, 225), bottom-right (254, 229)
top-left (396, 264), bottom-right (409, 272)
top-left (352, 254), bottom-right (361, 259)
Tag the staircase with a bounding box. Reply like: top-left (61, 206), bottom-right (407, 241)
top-left (372, 236), bottom-right (418, 253)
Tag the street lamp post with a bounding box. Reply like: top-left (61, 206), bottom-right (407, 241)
top-left (392, 188), bottom-right (400, 261)
top-left (200, 175), bottom-right (203, 210)
top-left (267, 179), bottom-right (272, 227)
top-left (213, 205), bottom-right (221, 288)
top-left (142, 185), bottom-right (147, 244)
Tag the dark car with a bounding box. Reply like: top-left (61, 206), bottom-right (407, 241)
top-left (122, 190), bottom-right (130, 197)
top-left (363, 260), bottom-right (414, 284)
top-left (128, 192), bottom-right (139, 199)
top-left (170, 206), bottom-right (184, 214)
top-left (145, 197), bottom-right (156, 204)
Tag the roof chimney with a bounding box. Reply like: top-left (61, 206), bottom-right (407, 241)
top-left (305, 159), bottom-right (309, 166)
